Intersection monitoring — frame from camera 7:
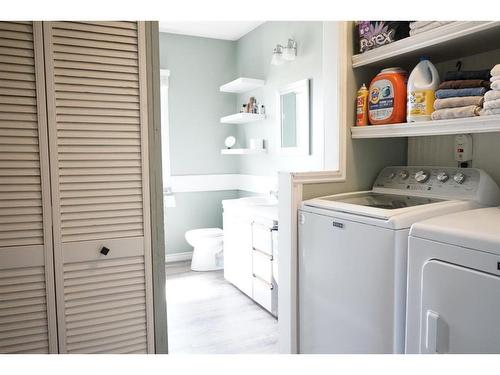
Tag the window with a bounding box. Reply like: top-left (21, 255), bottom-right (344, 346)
top-left (160, 69), bottom-right (175, 207)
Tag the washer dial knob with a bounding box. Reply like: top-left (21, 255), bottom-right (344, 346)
top-left (399, 170), bottom-right (409, 180)
top-left (453, 172), bottom-right (466, 184)
top-left (414, 170), bottom-right (430, 183)
top-left (437, 172), bottom-right (449, 182)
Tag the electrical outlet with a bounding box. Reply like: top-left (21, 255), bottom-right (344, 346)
top-left (455, 134), bottom-right (473, 162)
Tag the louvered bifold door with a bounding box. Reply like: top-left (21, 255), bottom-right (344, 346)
top-left (0, 22), bottom-right (58, 353)
top-left (43, 21), bottom-right (154, 354)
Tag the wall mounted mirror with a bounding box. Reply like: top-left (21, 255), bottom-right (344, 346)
top-left (277, 79), bottom-right (310, 156)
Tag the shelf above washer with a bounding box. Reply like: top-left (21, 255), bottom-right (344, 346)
top-left (220, 77), bottom-right (265, 93)
top-left (351, 115), bottom-right (500, 139)
top-left (352, 21), bottom-right (500, 68)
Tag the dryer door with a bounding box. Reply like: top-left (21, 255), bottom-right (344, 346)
top-left (420, 260), bottom-right (500, 354)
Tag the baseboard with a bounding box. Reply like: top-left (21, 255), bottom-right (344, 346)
top-left (166, 251), bottom-right (193, 263)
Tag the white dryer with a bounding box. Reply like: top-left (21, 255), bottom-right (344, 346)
top-left (298, 166), bottom-right (500, 354)
top-left (406, 207), bottom-right (500, 354)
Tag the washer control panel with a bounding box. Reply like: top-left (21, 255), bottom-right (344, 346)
top-left (373, 166), bottom-right (481, 199)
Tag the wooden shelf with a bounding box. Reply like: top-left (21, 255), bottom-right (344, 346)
top-left (351, 115), bottom-right (500, 139)
top-left (220, 77), bottom-right (265, 93)
top-left (220, 113), bottom-right (265, 124)
top-left (352, 21), bottom-right (500, 69)
top-left (221, 148), bottom-right (267, 155)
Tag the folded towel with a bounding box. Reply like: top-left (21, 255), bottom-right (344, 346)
top-left (409, 21), bottom-right (452, 36)
top-left (433, 96), bottom-right (484, 110)
top-left (438, 79), bottom-right (490, 90)
top-left (485, 90), bottom-right (500, 101)
top-left (435, 87), bottom-right (488, 99)
top-left (444, 69), bottom-right (491, 81)
top-left (491, 64), bottom-right (500, 77)
top-left (490, 75), bottom-right (500, 82)
top-left (409, 21), bottom-right (435, 30)
top-left (480, 108), bottom-right (500, 116)
top-left (492, 80), bottom-right (500, 91)
top-left (431, 105), bottom-right (480, 120)
top-left (483, 98), bottom-right (500, 110)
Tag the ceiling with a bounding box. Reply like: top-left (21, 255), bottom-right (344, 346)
top-left (158, 21), bottom-right (264, 41)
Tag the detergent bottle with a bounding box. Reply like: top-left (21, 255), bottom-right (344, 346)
top-left (368, 67), bottom-right (408, 125)
top-left (407, 57), bottom-right (440, 122)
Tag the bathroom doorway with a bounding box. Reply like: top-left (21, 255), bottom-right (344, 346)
top-left (158, 33), bottom-right (279, 353)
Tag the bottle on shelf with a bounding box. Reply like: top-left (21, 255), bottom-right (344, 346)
top-left (241, 104), bottom-right (247, 113)
top-left (259, 105), bottom-right (266, 115)
top-left (407, 57), bottom-right (439, 122)
top-left (356, 83), bottom-right (369, 126)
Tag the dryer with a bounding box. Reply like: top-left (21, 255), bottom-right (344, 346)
top-left (406, 207), bottom-right (500, 354)
top-left (298, 166), bottom-right (500, 354)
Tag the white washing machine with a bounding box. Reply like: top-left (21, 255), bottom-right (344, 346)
top-left (298, 166), bottom-right (500, 354)
top-left (406, 207), bottom-right (500, 354)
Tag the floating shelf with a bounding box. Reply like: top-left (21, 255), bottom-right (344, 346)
top-left (351, 115), bottom-right (500, 139)
top-left (220, 113), bottom-right (265, 124)
top-left (220, 77), bottom-right (265, 93)
top-left (352, 21), bottom-right (500, 68)
top-left (221, 148), bottom-right (267, 155)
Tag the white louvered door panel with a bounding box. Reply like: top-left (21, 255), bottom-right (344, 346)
top-left (43, 21), bottom-right (154, 354)
top-left (0, 22), bottom-right (57, 353)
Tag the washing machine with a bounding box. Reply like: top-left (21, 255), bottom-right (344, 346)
top-left (298, 166), bottom-right (500, 354)
top-left (406, 207), bottom-right (500, 354)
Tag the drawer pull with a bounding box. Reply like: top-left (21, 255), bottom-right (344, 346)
top-left (100, 246), bottom-right (110, 256)
top-left (253, 273), bottom-right (274, 290)
top-left (252, 247), bottom-right (273, 260)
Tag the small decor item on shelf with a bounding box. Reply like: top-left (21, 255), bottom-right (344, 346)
top-left (224, 136), bottom-right (236, 149)
top-left (259, 104), bottom-right (266, 115)
top-left (356, 83), bottom-right (369, 126)
top-left (249, 138), bottom-right (264, 150)
top-left (356, 21), bottom-right (410, 53)
top-left (240, 104), bottom-right (247, 113)
top-left (247, 97), bottom-right (256, 113)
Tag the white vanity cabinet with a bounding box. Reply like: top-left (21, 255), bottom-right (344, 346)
top-left (222, 198), bottom-right (278, 317)
top-left (222, 211), bottom-right (253, 297)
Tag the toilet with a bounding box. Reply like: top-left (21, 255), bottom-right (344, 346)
top-left (185, 228), bottom-right (224, 271)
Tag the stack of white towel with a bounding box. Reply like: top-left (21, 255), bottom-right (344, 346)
top-left (481, 64), bottom-right (500, 116)
top-left (409, 21), bottom-right (453, 36)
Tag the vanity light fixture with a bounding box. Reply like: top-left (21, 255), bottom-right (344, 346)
top-left (282, 38), bottom-right (297, 61)
top-left (271, 44), bottom-right (285, 66)
top-left (271, 38), bottom-right (297, 66)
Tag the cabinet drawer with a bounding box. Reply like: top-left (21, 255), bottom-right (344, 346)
top-left (252, 249), bottom-right (273, 283)
top-left (251, 222), bottom-right (274, 256)
top-left (252, 275), bottom-right (277, 317)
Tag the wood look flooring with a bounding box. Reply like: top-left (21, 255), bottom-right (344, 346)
top-left (165, 261), bottom-right (279, 354)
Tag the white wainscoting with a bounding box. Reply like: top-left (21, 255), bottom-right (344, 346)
top-left (166, 251), bottom-right (193, 263)
top-left (169, 174), bottom-right (278, 194)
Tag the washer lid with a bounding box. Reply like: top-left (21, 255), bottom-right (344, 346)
top-left (303, 191), bottom-right (448, 220)
top-left (410, 207), bottom-right (500, 255)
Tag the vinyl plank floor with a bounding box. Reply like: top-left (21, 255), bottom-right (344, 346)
top-left (166, 261), bottom-right (279, 354)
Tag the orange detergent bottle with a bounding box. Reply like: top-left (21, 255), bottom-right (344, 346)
top-left (368, 67), bottom-right (408, 125)
top-left (356, 83), bottom-right (369, 126)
